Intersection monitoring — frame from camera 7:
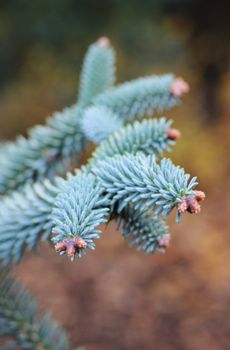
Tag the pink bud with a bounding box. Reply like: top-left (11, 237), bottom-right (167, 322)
top-left (167, 128), bottom-right (181, 140)
top-left (194, 190), bottom-right (206, 202)
top-left (171, 77), bottom-right (190, 97)
top-left (76, 237), bottom-right (87, 249)
top-left (177, 199), bottom-right (189, 214)
top-left (97, 37), bottom-right (110, 48)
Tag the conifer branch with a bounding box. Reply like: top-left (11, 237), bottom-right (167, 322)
top-left (0, 37), bottom-right (204, 266)
top-left (0, 71), bottom-right (185, 196)
top-left (52, 154), bottom-right (203, 260)
top-left (0, 268), bottom-right (71, 350)
top-left (0, 117), bottom-right (181, 264)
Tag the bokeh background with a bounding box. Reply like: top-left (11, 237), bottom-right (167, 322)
top-left (1, 0), bottom-right (230, 349)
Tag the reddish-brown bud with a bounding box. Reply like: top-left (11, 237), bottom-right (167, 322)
top-left (186, 197), bottom-right (201, 214)
top-left (97, 37), bottom-right (110, 48)
top-left (187, 201), bottom-right (201, 214)
top-left (158, 234), bottom-right (171, 249)
top-left (54, 237), bottom-right (87, 259)
top-left (194, 190), bottom-right (206, 202)
top-left (167, 128), bottom-right (181, 140)
top-left (171, 77), bottom-right (190, 97)
top-left (177, 190), bottom-right (205, 216)
top-left (66, 244), bottom-right (77, 258)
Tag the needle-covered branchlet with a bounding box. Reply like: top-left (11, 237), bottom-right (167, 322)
top-left (177, 190), bottom-right (206, 215)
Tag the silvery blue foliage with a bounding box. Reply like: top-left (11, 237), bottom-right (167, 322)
top-left (52, 172), bottom-right (111, 258)
top-left (0, 106), bottom-right (84, 194)
top-left (81, 106), bottom-right (123, 143)
top-left (91, 117), bottom-right (175, 163)
top-left (50, 154), bottom-right (198, 260)
top-left (0, 37), bottom-right (200, 348)
top-left (0, 71), bottom-right (180, 195)
top-left (93, 154), bottom-right (198, 215)
top-left (0, 179), bottom-right (58, 264)
top-left (93, 74), bottom-right (178, 121)
top-left (78, 40), bottom-right (116, 107)
top-left (0, 40), bottom-right (116, 195)
top-left (0, 115), bottom-right (178, 264)
top-left (118, 206), bottom-right (170, 254)
top-left (0, 38), bottom-right (196, 267)
top-left (0, 269), bottom-right (71, 350)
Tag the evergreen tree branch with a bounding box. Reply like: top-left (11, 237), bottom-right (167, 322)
top-left (0, 71), bottom-right (185, 196)
top-left (0, 71), bottom-right (186, 196)
top-left (0, 268), bottom-right (71, 350)
top-left (52, 154), bottom-right (203, 260)
top-left (0, 38), bottom-right (199, 265)
top-left (0, 116), bottom-right (180, 264)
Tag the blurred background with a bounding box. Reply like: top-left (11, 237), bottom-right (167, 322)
top-left (0, 0), bottom-right (230, 349)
